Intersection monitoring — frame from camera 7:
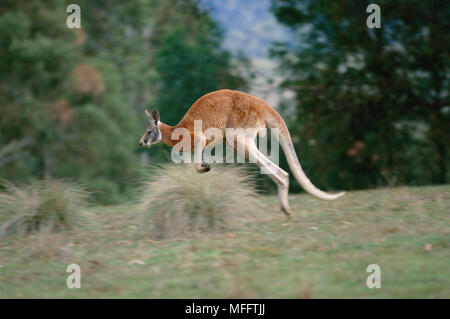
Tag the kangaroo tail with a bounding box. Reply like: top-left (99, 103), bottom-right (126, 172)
top-left (266, 113), bottom-right (345, 200)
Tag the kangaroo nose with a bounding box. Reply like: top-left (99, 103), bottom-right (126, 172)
top-left (139, 141), bottom-right (143, 146)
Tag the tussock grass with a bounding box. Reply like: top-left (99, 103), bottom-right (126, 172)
top-left (137, 164), bottom-right (260, 239)
top-left (0, 179), bottom-right (91, 238)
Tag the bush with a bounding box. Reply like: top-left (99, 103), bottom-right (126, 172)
top-left (0, 179), bottom-right (90, 238)
top-left (137, 164), bottom-right (260, 239)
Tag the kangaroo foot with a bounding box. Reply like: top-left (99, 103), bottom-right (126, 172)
top-left (196, 162), bottom-right (211, 173)
top-left (281, 206), bottom-right (293, 217)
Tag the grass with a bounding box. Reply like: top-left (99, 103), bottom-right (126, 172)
top-left (0, 179), bottom-right (91, 238)
top-left (137, 165), bottom-right (260, 239)
top-left (0, 185), bottom-right (449, 298)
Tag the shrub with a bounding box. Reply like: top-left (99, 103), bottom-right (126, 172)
top-left (137, 164), bottom-right (260, 239)
top-left (0, 179), bottom-right (90, 238)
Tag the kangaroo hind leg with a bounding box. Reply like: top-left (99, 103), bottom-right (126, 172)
top-left (246, 141), bottom-right (292, 216)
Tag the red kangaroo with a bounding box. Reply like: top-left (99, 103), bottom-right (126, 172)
top-left (139, 89), bottom-right (344, 215)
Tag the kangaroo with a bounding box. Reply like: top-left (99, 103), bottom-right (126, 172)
top-left (139, 89), bottom-right (344, 215)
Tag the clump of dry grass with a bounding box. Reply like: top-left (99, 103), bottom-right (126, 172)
top-left (0, 179), bottom-right (91, 238)
top-left (137, 164), bottom-right (260, 239)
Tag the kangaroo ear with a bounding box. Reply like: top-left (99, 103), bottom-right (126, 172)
top-left (151, 109), bottom-right (160, 125)
top-left (145, 109), bottom-right (154, 122)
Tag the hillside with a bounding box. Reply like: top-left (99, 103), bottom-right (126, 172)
top-left (0, 185), bottom-right (449, 298)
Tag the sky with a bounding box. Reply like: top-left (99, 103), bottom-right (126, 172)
top-left (205, 0), bottom-right (293, 107)
top-left (207, 0), bottom-right (290, 58)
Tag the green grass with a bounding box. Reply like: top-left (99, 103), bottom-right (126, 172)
top-left (0, 185), bottom-right (449, 298)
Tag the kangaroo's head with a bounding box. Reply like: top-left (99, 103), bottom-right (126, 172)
top-left (139, 109), bottom-right (162, 147)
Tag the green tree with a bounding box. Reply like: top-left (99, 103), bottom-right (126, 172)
top-left (271, 0), bottom-right (449, 190)
top-left (0, 0), bottom-right (143, 203)
top-left (152, 0), bottom-right (246, 126)
top-left (0, 0), bottom-right (79, 180)
top-left (0, 0), bottom-right (247, 202)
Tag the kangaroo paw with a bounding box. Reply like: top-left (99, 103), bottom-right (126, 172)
top-left (196, 162), bottom-right (211, 173)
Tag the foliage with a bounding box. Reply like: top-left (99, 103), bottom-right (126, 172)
top-left (0, 0), bottom-right (246, 202)
top-left (271, 0), bottom-right (450, 191)
top-left (152, 0), bottom-right (247, 126)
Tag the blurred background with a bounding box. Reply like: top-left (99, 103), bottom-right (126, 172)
top-left (0, 0), bottom-right (449, 203)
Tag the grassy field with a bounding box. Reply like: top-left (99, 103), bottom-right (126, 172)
top-left (0, 185), bottom-right (449, 298)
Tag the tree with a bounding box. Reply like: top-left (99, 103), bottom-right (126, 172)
top-left (0, 0), bottom-right (79, 181)
top-left (270, 0), bottom-right (449, 190)
top-left (152, 0), bottom-right (246, 126)
top-left (0, 1), bottom-right (144, 202)
top-left (0, 0), bottom-right (247, 202)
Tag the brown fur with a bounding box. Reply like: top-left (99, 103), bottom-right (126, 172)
top-left (156, 89), bottom-right (289, 150)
